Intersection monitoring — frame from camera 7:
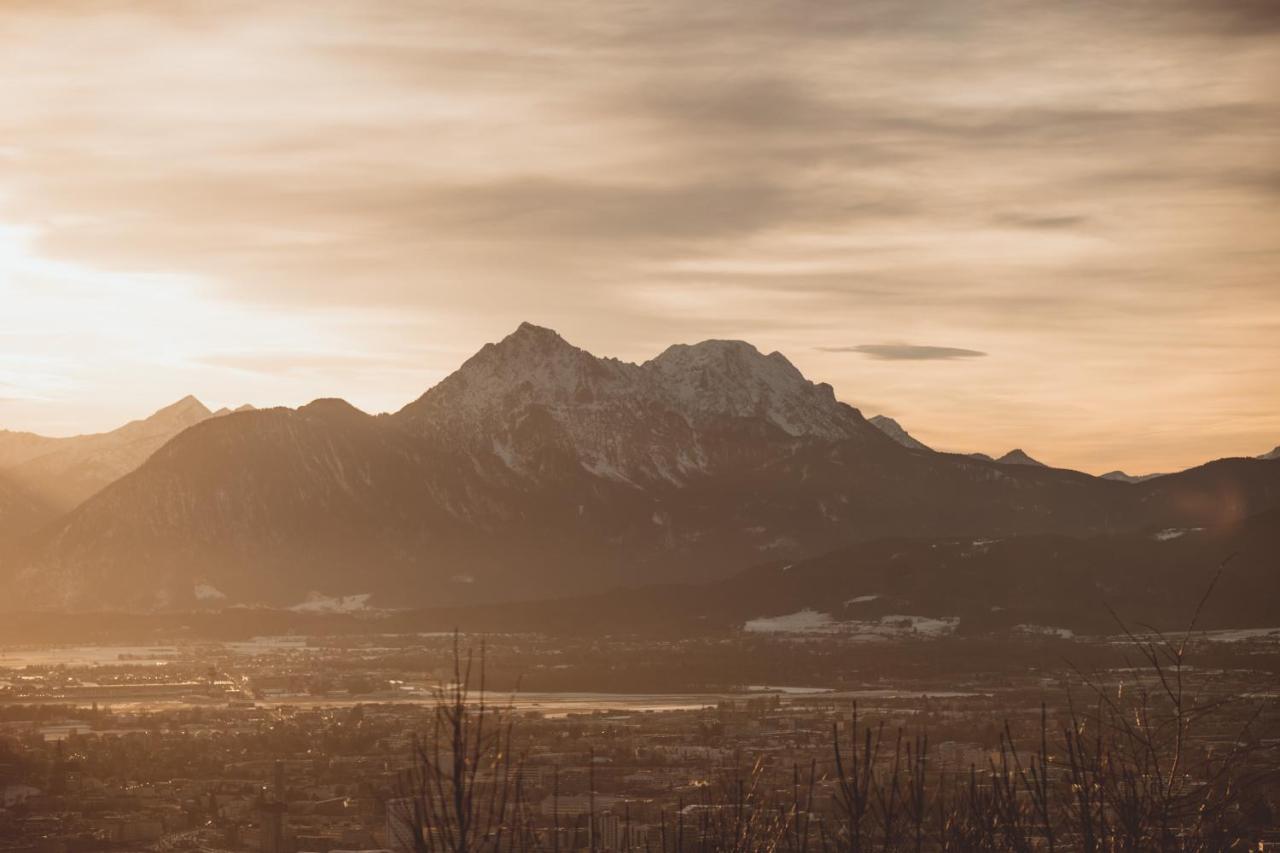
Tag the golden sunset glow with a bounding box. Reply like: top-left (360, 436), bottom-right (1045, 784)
top-left (2, 0), bottom-right (1278, 473)
top-left (3, 7), bottom-right (1280, 843)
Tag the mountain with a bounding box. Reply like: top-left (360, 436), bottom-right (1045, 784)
top-left (994, 449), bottom-right (1047, 467)
top-left (0, 396), bottom-right (214, 515)
top-left (0, 474), bottom-right (57, 547)
top-left (394, 323), bottom-right (875, 486)
top-left (421, 509), bottom-right (1279, 636)
top-left (1102, 446), bottom-right (1280, 483)
top-left (964, 450), bottom-right (1048, 467)
top-left (1101, 470), bottom-right (1164, 484)
top-left (5, 324), bottom-right (1280, 612)
top-left (868, 415), bottom-right (931, 451)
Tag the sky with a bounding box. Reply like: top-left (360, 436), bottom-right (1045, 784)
top-left (1, 0), bottom-right (1278, 475)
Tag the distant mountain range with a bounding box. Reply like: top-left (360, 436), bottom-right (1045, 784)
top-left (0, 396), bottom-right (224, 540)
top-left (870, 417), bottom-right (1278, 479)
top-left (869, 417), bottom-right (1048, 468)
top-left (967, 448), bottom-right (1049, 468)
top-left (1100, 470), bottom-right (1166, 484)
top-left (1, 323), bottom-right (1276, 614)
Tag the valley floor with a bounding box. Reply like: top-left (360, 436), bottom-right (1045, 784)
top-left (2, 629), bottom-right (1278, 851)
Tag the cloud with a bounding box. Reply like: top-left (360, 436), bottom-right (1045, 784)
top-left (994, 213), bottom-right (1089, 230)
top-left (823, 345), bottom-right (989, 361)
top-left (0, 0), bottom-right (1278, 471)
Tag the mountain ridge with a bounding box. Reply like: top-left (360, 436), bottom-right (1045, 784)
top-left (868, 415), bottom-right (932, 451)
top-left (395, 323), bottom-right (879, 486)
top-left (1101, 470), bottom-right (1165, 484)
top-left (0, 396), bottom-right (216, 539)
top-left (996, 448), bottom-right (1047, 467)
top-left (4, 324), bottom-right (1279, 613)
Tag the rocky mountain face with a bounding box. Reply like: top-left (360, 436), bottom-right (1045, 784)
top-left (5, 324), bottom-right (1280, 612)
top-left (396, 323), bottom-right (876, 486)
top-left (868, 415), bottom-right (931, 451)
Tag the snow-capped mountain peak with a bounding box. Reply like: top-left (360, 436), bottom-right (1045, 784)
top-left (490, 321), bottom-right (581, 362)
top-left (397, 323), bottom-right (876, 484)
top-left (647, 340), bottom-right (851, 439)
top-left (419, 322), bottom-right (644, 421)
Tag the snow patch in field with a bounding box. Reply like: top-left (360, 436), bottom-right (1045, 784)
top-left (193, 583), bottom-right (226, 602)
top-left (1152, 528), bottom-right (1201, 541)
top-left (289, 592), bottom-right (373, 613)
top-left (744, 609), bottom-right (834, 633)
top-left (1013, 624), bottom-right (1075, 639)
top-left (879, 615), bottom-right (959, 636)
top-left (1195, 627), bottom-right (1280, 643)
top-left (759, 536), bottom-right (797, 552)
top-left (743, 610), bottom-right (958, 639)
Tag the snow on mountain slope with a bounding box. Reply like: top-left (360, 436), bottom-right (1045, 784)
top-left (397, 323), bottom-right (879, 485)
top-left (646, 340), bottom-right (859, 439)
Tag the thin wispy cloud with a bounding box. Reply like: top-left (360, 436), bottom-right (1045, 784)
top-left (823, 345), bottom-right (989, 361)
top-left (994, 213), bottom-right (1090, 230)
